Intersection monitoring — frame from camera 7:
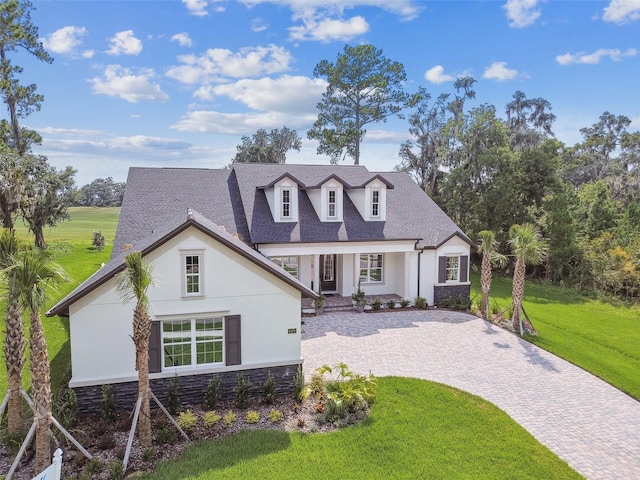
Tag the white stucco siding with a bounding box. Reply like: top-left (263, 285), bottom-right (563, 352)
top-left (420, 249), bottom-right (437, 305)
top-left (68, 227), bottom-right (303, 388)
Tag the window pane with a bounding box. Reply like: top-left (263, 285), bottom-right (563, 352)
top-left (163, 320), bottom-right (192, 367)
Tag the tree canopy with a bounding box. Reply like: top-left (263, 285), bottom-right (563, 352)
top-left (308, 44), bottom-right (413, 165)
top-left (231, 127), bottom-right (301, 164)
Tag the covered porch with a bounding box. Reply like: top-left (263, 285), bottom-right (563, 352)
top-left (302, 293), bottom-right (403, 312)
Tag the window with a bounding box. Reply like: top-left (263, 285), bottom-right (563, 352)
top-left (281, 189), bottom-right (291, 218)
top-left (328, 189), bottom-right (337, 218)
top-left (446, 256), bottom-right (459, 282)
top-left (324, 255), bottom-right (334, 281)
top-left (360, 254), bottom-right (383, 283)
top-left (271, 256), bottom-right (298, 278)
top-left (162, 317), bottom-right (224, 368)
top-left (184, 254), bottom-right (201, 295)
top-left (371, 189), bottom-right (380, 217)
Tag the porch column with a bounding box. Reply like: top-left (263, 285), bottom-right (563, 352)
top-left (403, 251), bottom-right (412, 300)
top-left (312, 255), bottom-right (320, 293)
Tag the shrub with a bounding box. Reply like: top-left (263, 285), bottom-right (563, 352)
top-left (142, 447), bottom-right (156, 462)
top-left (92, 231), bottom-right (105, 251)
top-left (386, 299), bottom-right (396, 309)
top-left (97, 433), bottom-right (116, 450)
top-left (53, 387), bottom-right (78, 429)
top-left (268, 408), bottom-right (283, 423)
top-left (262, 371), bottom-right (277, 405)
top-left (101, 384), bottom-right (116, 421)
top-left (203, 411), bottom-right (221, 427)
top-left (245, 410), bottom-right (260, 423)
top-left (371, 299), bottom-right (382, 310)
top-left (84, 458), bottom-right (104, 476)
top-left (440, 293), bottom-right (453, 308)
top-left (454, 294), bottom-right (469, 311)
top-left (223, 410), bottom-right (237, 426)
top-left (400, 298), bottom-right (411, 308)
top-left (108, 459), bottom-right (124, 480)
top-left (204, 375), bottom-right (222, 409)
top-left (155, 425), bottom-right (176, 444)
top-left (414, 296), bottom-right (427, 309)
top-left (234, 372), bottom-right (253, 408)
top-left (293, 365), bottom-right (305, 402)
top-left (167, 375), bottom-right (179, 415)
top-left (177, 409), bottom-right (198, 432)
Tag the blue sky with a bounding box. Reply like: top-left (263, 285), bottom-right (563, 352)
top-left (15, 0), bottom-right (640, 185)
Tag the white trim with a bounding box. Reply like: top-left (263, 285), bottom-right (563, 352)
top-left (180, 249), bottom-right (204, 298)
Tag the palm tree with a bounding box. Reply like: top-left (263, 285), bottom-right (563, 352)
top-left (477, 230), bottom-right (507, 321)
top-left (508, 223), bottom-right (548, 335)
top-left (116, 251), bottom-right (155, 447)
top-left (0, 229), bottom-right (26, 437)
top-left (12, 248), bottom-right (67, 474)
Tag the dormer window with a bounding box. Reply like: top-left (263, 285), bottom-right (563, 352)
top-left (371, 189), bottom-right (380, 218)
top-left (328, 189), bottom-right (337, 218)
top-left (281, 189), bottom-right (291, 219)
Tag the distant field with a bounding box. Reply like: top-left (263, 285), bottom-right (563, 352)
top-left (13, 206), bottom-right (120, 243)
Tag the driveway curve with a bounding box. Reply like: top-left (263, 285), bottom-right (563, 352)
top-left (302, 310), bottom-right (640, 480)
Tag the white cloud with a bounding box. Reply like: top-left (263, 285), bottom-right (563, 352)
top-left (166, 44), bottom-right (293, 84)
top-left (364, 129), bottom-right (410, 144)
top-left (631, 116), bottom-right (640, 129)
top-left (502, 0), bottom-right (542, 28)
top-left (182, 0), bottom-right (225, 16)
top-left (171, 110), bottom-right (315, 134)
top-left (603, 0), bottom-right (640, 23)
top-left (289, 15), bottom-right (369, 42)
top-left (555, 48), bottom-right (637, 65)
top-left (424, 65), bottom-right (454, 84)
top-left (106, 30), bottom-right (143, 56)
top-left (202, 75), bottom-right (327, 113)
top-left (482, 61), bottom-right (520, 81)
top-left (38, 127), bottom-right (104, 137)
top-left (90, 65), bottom-right (169, 103)
top-left (240, 0), bottom-right (421, 22)
top-left (41, 26), bottom-right (87, 56)
top-left (251, 18), bottom-right (269, 32)
top-left (81, 50), bottom-right (95, 59)
top-left (171, 32), bottom-right (193, 47)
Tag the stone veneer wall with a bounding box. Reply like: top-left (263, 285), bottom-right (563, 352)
top-left (433, 284), bottom-right (471, 306)
top-left (73, 363), bottom-right (301, 414)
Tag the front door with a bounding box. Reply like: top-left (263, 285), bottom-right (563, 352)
top-left (320, 254), bottom-right (337, 292)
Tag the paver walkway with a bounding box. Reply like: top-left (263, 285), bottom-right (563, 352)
top-left (302, 310), bottom-right (640, 480)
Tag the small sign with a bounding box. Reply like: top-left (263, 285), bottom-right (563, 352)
top-left (288, 328), bottom-right (297, 334)
top-left (32, 448), bottom-right (63, 480)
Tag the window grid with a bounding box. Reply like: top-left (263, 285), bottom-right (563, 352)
top-left (328, 190), bottom-right (337, 218)
top-left (163, 317), bottom-right (224, 368)
top-left (359, 254), bottom-right (383, 283)
top-left (324, 255), bottom-right (334, 282)
top-left (446, 256), bottom-right (459, 282)
top-left (281, 189), bottom-right (291, 218)
top-left (185, 255), bottom-right (200, 294)
top-left (371, 190), bottom-right (380, 217)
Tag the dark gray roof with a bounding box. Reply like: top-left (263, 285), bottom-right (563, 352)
top-left (232, 163), bottom-right (471, 248)
top-left (47, 207), bottom-right (317, 317)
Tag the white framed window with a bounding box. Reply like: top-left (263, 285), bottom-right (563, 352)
top-left (324, 255), bottom-right (334, 281)
top-left (446, 256), bottom-right (459, 282)
top-left (271, 256), bottom-right (299, 278)
top-left (182, 251), bottom-right (203, 297)
top-left (371, 189), bottom-right (380, 217)
top-left (360, 254), bottom-right (383, 283)
top-left (281, 189), bottom-right (291, 218)
top-left (327, 189), bottom-right (337, 218)
top-left (162, 317), bottom-right (224, 368)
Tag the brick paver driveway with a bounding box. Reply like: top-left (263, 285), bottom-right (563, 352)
top-left (302, 310), bottom-right (640, 480)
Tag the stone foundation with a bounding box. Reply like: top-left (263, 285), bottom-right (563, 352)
top-left (433, 284), bottom-right (471, 306)
top-left (73, 363), bottom-right (302, 414)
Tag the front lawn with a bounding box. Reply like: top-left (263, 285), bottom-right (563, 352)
top-left (138, 377), bottom-right (581, 480)
top-left (471, 271), bottom-right (640, 400)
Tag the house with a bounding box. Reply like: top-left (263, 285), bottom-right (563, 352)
top-left (47, 163), bottom-right (472, 412)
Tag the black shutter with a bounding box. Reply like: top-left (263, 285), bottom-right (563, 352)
top-left (438, 256), bottom-right (446, 283)
top-left (225, 315), bottom-right (241, 366)
top-left (460, 255), bottom-right (469, 282)
top-left (148, 321), bottom-right (162, 374)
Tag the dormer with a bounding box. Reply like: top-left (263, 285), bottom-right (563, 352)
top-left (349, 176), bottom-right (391, 222)
top-left (307, 177), bottom-right (344, 222)
top-left (263, 176), bottom-right (299, 223)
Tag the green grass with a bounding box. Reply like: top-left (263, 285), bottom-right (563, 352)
top-left (138, 377), bottom-right (581, 480)
top-left (0, 207), bottom-right (118, 394)
top-left (471, 270), bottom-right (640, 400)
